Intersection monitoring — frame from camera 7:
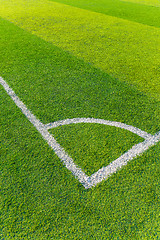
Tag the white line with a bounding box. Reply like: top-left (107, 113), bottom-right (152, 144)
top-left (88, 131), bottom-right (160, 188)
top-left (1, 77), bottom-right (160, 189)
top-left (0, 77), bottom-right (89, 186)
top-left (45, 118), bottom-right (153, 140)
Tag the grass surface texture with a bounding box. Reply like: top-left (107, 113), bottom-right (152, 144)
top-left (0, 0), bottom-right (160, 239)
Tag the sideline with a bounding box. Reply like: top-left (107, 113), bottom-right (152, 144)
top-left (1, 77), bottom-right (160, 188)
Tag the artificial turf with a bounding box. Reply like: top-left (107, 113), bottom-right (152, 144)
top-left (50, 0), bottom-right (160, 28)
top-left (0, 0), bottom-right (160, 100)
top-left (0, 0), bottom-right (160, 239)
top-left (49, 123), bottom-right (144, 176)
top-left (121, 0), bottom-right (160, 7)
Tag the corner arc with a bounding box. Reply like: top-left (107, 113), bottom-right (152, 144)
top-left (45, 118), bottom-right (153, 140)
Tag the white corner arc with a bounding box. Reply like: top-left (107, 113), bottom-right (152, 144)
top-left (45, 118), bottom-right (153, 140)
top-left (1, 77), bottom-right (160, 189)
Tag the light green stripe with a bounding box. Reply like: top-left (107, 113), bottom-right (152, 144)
top-left (0, 0), bottom-right (160, 100)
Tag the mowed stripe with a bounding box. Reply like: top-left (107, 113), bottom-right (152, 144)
top-left (0, 0), bottom-right (160, 100)
top-left (50, 0), bottom-right (160, 29)
top-left (0, 17), bottom-right (159, 178)
top-left (1, 8), bottom-right (160, 239)
top-left (121, 0), bottom-right (160, 7)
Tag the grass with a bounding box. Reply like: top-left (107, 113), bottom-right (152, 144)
top-left (1, 89), bottom-right (160, 239)
top-left (0, 0), bottom-right (160, 100)
top-left (0, 0), bottom-right (160, 239)
top-left (50, 0), bottom-right (160, 28)
top-left (50, 123), bottom-right (144, 176)
top-left (0, 16), bottom-right (159, 132)
top-left (121, 0), bottom-right (160, 7)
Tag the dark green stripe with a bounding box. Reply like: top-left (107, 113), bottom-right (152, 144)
top-left (1, 17), bottom-right (160, 240)
top-left (51, 0), bottom-right (160, 28)
top-left (0, 17), bottom-right (159, 133)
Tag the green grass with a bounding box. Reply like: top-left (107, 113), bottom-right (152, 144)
top-left (50, 124), bottom-right (144, 176)
top-left (0, 0), bottom-right (160, 100)
top-left (50, 0), bottom-right (160, 28)
top-left (121, 0), bottom-right (160, 7)
top-left (0, 1), bottom-right (160, 239)
top-left (0, 17), bottom-right (159, 132)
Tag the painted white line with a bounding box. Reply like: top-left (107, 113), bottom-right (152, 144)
top-left (1, 77), bottom-right (160, 189)
top-left (88, 131), bottom-right (160, 188)
top-left (45, 118), bottom-right (153, 140)
top-left (0, 77), bottom-right (89, 186)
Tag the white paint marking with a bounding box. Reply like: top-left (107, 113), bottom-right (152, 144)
top-left (1, 76), bottom-right (160, 189)
top-left (45, 118), bottom-right (153, 140)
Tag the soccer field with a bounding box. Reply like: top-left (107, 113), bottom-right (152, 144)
top-left (0, 0), bottom-right (160, 239)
